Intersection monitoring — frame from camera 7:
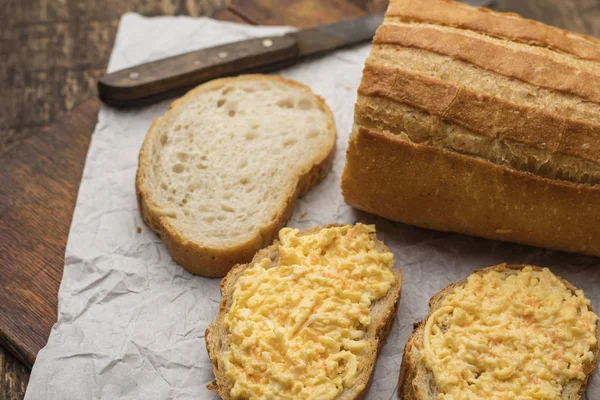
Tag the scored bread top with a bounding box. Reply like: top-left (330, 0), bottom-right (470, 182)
top-left (206, 224), bottom-right (403, 400)
top-left (398, 264), bottom-right (600, 400)
top-left (136, 75), bottom-right (336, 276)
top-left (386, 0), bottom-right (600, 62)
top-left (356, 0), bottom-right (600, 185)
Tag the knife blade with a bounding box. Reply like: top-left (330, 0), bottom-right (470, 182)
top-left (97, 13), bottom-right (384, 108)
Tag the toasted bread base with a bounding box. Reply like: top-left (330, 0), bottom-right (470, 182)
top-left (136, 75), bottom-right (336, 277)
top-left (398, 264), bottom-right (600, 400)
top-left (206, 225), bottom-right (403, 400)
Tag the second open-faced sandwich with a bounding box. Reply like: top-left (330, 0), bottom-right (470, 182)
top-left (399, 264), bottom-right (599, 400)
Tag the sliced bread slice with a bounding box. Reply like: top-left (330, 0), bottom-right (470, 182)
top-left (206, 224), bottom-right (403, 400)
top-left (399, 264), bottom-right (600, 400)
top-left (136, 75), bottom-right (336, 277)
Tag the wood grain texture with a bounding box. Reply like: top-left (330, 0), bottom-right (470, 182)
top-left (229, 0), bottom-right (368, 27)
top-left (212, 7), bottom-right (251, 23)
top-left (0, 351), bottom-right (28, 400)
top-left (0, 98), bottom-right (101, 369)
top-left (0, 0), bottom-right (229, 156)
top-left (1, 1), bottom-right (599, 399)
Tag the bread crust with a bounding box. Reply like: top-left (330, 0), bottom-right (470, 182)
top-left (386, 0), bottom-right (600, 62)
top-left (373, 23), bottom-right (600, 104)
top-left (205, 225), bottom-right (403, 400)
top-left (136, 74), bottom-right (336, 277)
top-left (342, 127), bottom-right (600, 256)
top-left (397, 264), bottom-right (600, 400)
top-left (343, 0), bottom-right (600, 256)
top-left (358, 64), bottom-right (600, 165)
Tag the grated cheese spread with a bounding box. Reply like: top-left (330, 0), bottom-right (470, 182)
top-left (222, 224), bottom-right (395, 400)
top-left (423, 266), bottom-right (598, 400)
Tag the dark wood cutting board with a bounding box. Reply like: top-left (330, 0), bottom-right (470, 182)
top-left (2, 0), bottom-right (598, 370)
top-left (0, 0), bottom-right (385, 369)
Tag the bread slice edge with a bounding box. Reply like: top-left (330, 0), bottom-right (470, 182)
top-left (136, 74), bottom-right (336, 277)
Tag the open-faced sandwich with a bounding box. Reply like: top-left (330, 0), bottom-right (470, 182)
top-left (207, 224), bottom-right (402, 399)
top-left (399, 264), bottom-right (599, 400)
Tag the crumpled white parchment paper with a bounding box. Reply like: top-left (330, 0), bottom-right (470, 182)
top-left (25, 13), bottom-right (600, 400)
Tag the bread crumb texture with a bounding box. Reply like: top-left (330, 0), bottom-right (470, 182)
top-left (141, 77), bottom-right (331, 246)
top-left (222, 224), bottom-right (395, 399)
top-left (423, 267), bottom-right (599, 399)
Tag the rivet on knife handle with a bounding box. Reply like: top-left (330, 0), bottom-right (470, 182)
top-left (98, 35), bottom-right (299, 107)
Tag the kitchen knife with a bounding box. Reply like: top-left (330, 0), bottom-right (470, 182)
top-left (98, 13), bottom-right (384, 107)
top-left (98, 0), bottom-right (495, 108)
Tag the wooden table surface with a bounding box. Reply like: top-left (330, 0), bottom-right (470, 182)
top-left (1, 0), bottom-right (599, 398)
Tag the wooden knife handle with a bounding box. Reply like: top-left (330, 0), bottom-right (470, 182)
top-left (98, 35), bottom-right (299, 107)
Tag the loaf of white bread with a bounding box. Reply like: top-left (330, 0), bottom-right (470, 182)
top-left (341, 0), bottom-right (600, 256)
